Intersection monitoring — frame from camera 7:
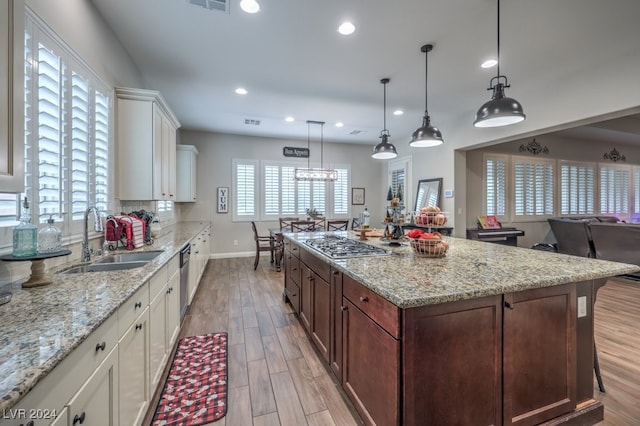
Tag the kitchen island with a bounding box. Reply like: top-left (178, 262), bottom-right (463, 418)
top-left (282, 231), bottom-right (639, 426)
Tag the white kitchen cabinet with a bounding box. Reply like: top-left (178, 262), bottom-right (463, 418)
top-left (176, 145), bottom-right (198, 202)
top-left (166, 267), bottom-right (180, 347)
top-left (0, 0), bottom-right (24, 192)
top-left (67, 346), bottom-right (119, 426)
top-left (118, 308), bottom-right (149, 426)
top-left (149, 284), bottom-right (168, 392)
top-left (115, 87), bottom-right (180, 201)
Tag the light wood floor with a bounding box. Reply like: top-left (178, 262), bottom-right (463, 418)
top-left (146, 258), bottom-right (640, 425)
top-left (594, 278), bottom-right (640, 425)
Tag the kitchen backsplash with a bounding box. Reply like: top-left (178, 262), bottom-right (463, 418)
top-left (0, 200), bottom-right (180, 287)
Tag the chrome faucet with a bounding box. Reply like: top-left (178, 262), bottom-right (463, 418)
top-left (82, 207), bottom-right (104, 262)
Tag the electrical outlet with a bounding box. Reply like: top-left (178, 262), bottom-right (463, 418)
top-left (577, 296), bottom-right (587, 318)
top-left (233, 240), bottom-right (238, 246)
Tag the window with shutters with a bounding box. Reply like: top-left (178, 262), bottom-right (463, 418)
top-left (387, 156), bottom-right (412, 208)
top-left (559, 161), bottom-right (595, 215)
top-left (233, 159), bottom-right (350, 222)
top-left (484, 154), bottom-right (508, 220)
top-left (513, 156), bottom-right (554, 220)
top-left (600, 163), bottom-right (630, 220)
top-left (17, 11), bottom-right (112, 235)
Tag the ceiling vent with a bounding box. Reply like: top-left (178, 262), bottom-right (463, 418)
top-left (188, 0), bottom-right (229, 13)
top-left (244, 119), bottom-right (261, 126)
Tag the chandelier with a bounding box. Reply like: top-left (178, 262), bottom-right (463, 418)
top-left (294, 121), bottom-right (337, 181)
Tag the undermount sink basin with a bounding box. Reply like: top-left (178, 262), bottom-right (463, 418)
top-left (61, 261), bottom-right (149, 274)
top-left (95, 251), bottom-right (163, 264)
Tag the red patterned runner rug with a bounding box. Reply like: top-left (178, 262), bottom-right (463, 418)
top-left (152, 332), bottom-right (228, 425)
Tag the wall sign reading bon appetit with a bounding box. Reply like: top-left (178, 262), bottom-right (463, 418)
top-left (283, 147), bottom-right (309, 158)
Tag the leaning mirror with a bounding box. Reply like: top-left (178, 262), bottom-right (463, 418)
top-left (414, 178), bottom-right (442, 212)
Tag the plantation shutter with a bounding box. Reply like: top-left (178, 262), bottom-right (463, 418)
top-left (264, 165), bottom-right (279, 215)
top-left (94, 90), bottom-right (110, 213)
top-left (312, 180), bottom-right (326, 215)
top-left (513, 156), bottom-right (554, 218)
top-left (71, 71), bottom-right (90, 220)
top-left (484, 155), bottom-right (507, 219)
top-left (559, 162), bottom-right (595, 215)
top-left (281, 166), bottom-right (296, 215)
top-left (233, 160), bottom-right (257, 219)
top-left (333, 168), bottom-right (349, 215)
top-left (600, 164), bottom-right (629, 217)
top-left (37, 42), bottom-right (65, 222)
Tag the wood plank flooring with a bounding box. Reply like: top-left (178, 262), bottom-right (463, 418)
top-left (594, 278), bottom-right (640, 425)
top-left (145, 258), bottom-right (640, 425)
top-left (146, 257), bottom-right (362, 426)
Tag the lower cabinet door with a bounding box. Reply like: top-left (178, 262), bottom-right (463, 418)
top-left (342, 298), bottom-right (399, 426)
top-left (166, 270), bottom-right (180, 348)
top-left (67, 347), bottom-right (119, 426)
top-left (311, 275), bottom-right (330, 362)
top-left (149, 288), bottom-right (168, 391)
top-left (118, 309), bottom-right (149, 426)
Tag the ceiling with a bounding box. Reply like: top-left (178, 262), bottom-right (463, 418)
top-left (89, 0), bottom-right (640, 147)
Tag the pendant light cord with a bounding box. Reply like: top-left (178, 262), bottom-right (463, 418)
top-left (496, 0), bottom-right (501, 79)
top-left (320, 122), bottom-right (324, 169)
top-left (383, 80), bottom-right (387, 131)
top-left (424, 47), bottom-right (429, 115)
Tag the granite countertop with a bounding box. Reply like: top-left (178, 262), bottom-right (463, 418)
top-left (285, 231), bottom-right (640, 309)
top-left (0, 221), bottom-right (209, 413)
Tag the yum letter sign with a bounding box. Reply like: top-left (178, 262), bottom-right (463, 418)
top-left (217, 187), bottom-right (228, 213)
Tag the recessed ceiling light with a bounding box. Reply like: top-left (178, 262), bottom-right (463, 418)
top-left (338, 22), bottom-right (355, 35)
top-left (240, 0), bottom-right (260, 14)
top-left (235, 87), bottom-right (248, 95)
top-left (335, 122), bottom-right (344, 127)
top-left (393, 110), bottom-right (404, 116)
top-left (481, 59), bottom-right (498, 68)
top-left (285, 116), bottom-right (295, 122)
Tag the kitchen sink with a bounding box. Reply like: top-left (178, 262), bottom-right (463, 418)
top-left (95, 251), bottom-right (163, 264)
top-left (61, 261), bottom-right (149, 274)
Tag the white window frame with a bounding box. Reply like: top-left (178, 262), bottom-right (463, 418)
top-left (10, 9), bottom-right (113, 240)
top-left (388, 156), bottom-right (412, 210)
top-left (233, 158), bottom-right (351, 222)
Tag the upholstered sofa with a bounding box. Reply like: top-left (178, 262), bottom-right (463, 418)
top-left (547, 216), bottom-right (639, 269)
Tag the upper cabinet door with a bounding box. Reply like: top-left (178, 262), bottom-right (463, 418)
top-left (0, 0), bottom-right (25, 193)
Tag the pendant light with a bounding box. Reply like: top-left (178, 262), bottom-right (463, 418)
top-left (409, 44), bottom-right (443, 147)
top-left (294, 121), bottom-right (337, 181)
top-left (474, 0), bottom-right (526, 127)
top-left (372, 78), bottom-right (398, 160)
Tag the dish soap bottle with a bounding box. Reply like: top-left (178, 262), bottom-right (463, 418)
top-left (13, 197), bottom-right (38, 257)
top-left (38, 214), bottom-right (62, 253)
top-left (362, 206), bottom-right (370, 229)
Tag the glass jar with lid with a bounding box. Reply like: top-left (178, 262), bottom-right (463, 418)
top-left (38, 214), bottom-right (62, 253)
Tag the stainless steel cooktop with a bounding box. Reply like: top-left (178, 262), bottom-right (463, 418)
top-left (303, 236), bottom-right (391, 259)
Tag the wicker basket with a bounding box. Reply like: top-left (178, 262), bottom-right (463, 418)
top-left (409, 237), bottom-right (449, 258)
top-left (414, 211), bottom-right (449, 226)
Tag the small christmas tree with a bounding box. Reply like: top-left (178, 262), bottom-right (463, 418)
top-left (386, 186), bottom-right (393, 201)
top-left (397, 184), bottom-right (403, 203)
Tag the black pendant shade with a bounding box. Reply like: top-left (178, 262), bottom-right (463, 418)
top-left (410, 44), bottom-right (443, 147)
top-left (474, 0), bottom-right (525, 128)
top-left (372, 78), bottom-right (398, 160)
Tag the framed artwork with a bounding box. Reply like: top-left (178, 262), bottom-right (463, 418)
top-left (352, 187), bottom-right (365, 205)
top-left (217, 187), bottom-right (228, 213)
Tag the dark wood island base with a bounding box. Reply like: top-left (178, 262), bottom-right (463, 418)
top-left (283, 237), bottom-right (608, 426)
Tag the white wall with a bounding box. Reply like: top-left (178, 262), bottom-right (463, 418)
top-left (179, 131), bottom-right (383, 256)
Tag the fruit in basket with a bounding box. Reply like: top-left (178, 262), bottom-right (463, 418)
top-left (433, 212), bottom-right (447, 226)
top-left (419, 232), bottom-right (441, 240)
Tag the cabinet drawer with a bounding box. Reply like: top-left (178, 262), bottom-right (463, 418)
top-left (286, 251), bottom-right (300, 285)
top-left (118, 282), bottom-right (149, 337)
top-left (285, 240), bottom-right (300, 256)
top-left (343, 274), bottom-right (400, 338)
top-left (167, 253), bottom-right (179, 277)
top-left (300, 249), bottom-right (331, 283)
top-left (285, 281), bottom-right (300, 313)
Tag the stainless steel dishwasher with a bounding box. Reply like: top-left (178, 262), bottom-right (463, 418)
top-left (179, 243), bottom-right (190, 321)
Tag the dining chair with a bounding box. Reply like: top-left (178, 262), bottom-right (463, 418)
top-left (290, 221), bottom-right (316, 232)
top-left (327, 219), bottom-right (349, 231)
top-left (251, 221), bottom-right (275, 270)
top-left (279, 217), bottom-right (299, 230)
top-left (351, 217), bottom-right (361, 230)
top-left (313, 216), bottom-right (326, 230)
